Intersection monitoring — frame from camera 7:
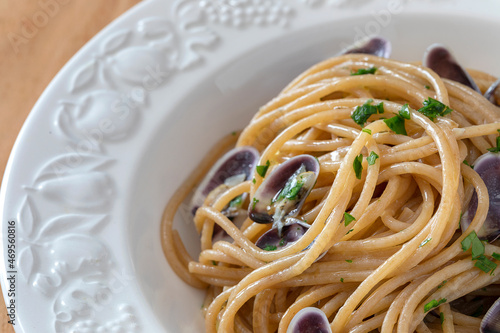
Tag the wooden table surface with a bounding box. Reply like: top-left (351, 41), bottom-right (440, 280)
top-left (0, 1), bottom-right (142, 331)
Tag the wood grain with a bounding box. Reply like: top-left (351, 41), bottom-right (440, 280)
top-left (0, 1), bottom-right (142, 331)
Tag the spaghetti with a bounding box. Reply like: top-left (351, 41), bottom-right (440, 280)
top-left (161, 49), bottom-right (500, 332)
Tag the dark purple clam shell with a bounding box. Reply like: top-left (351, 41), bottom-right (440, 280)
top-left (287, 307), bottom-right (332, 333)
top-left (423, 44), bottom-right (480, 92)
top-left (484, 79), bottom-right (500, 106)
top-left (255, 221), bottom-right (309, 251)
top-left (190, 146), bottom-right (259, 215)
top-left (481, 297), bottom-right (500, 333)
top-left (249, 155), bottom-right (320, 224)
top-left (342, 36), bottom-right (391, 58)
top-left (461, 152), bottom-right (500, 242)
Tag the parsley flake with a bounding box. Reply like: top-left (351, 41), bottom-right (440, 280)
top-left (419, 238), bottom-right (432, 247)
top-left (384, 115), bottom-right (407, 135)
top-left (461, 230), bottom-right (484, 259)
top-left (440, 312), bottom-right (444, 326)
top-left (399, 103), bottom-right (411, 120)
top-left (263, 245), bottom-right (277, 251)
top-left (351, 67), bottom-right (377, 76)
top-left (424, 85), bottom-right (431, 90)
top-left (474, 255), bottom-right (497, 275)
top-left (256, 160), bottom-right (270, 177)
top-left (424, 298), bottom-right (447, 312)
top-left (362, 128), bottom-right (372, 135)
top-left (344, 212), bottom-right (356, 227)
top-left (353, 154), bottom-right (363, 179)
top-left (351, 99), bottom-right (385, 127)
top-left (367, 151), bottom-right (379, 166)
top-left (417, 98), bottom-right (453, 121)
top-left (487, 130), bottom-right (500, 153)
top-left (492, 252), bottom-right (500, 260)
top-left (340, 278), bottom-right (344, 283)
top-left (345, 259), bottom-right (353, 263)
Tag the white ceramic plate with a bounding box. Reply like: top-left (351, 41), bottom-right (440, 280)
top-left (2, 0), bottom-right (500, 332)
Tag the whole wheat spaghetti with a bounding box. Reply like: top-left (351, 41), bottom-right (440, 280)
top-left (161, 52), bottom-right (500, 332)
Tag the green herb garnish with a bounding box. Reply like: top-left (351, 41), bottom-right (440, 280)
top-left (263, 245), bottom-right (277, 251)
top-left (417, 97), bottom-right (453, 121)
top-left (424, 85), bottom-right (431, 90)
top-left (384, 115), bottom-right (407, 135)
top-left (399, 103), bottom-right (411, 120)
top-left (492, 252), bottom-right (500, 260)
top-left (419, 238), bottom-right (432, 247)
top-left (344, 212), bottom-right (356, 227)
top-left (229, 195), bottom-right (243, 207)
top-left (251, 197), bottom-right (259, 210)
top-left (424, 298), bottom-right (447, 312)
top-left (353, 154), bottom-right (363, 179)
top-left (461, 230), bottom-right (484, 259)
top-left (463, 160), bottom-right (473, 169)
top-left (487, 130), bottom-right (500, 153)
top-left (340, 278), bottom-right (344, 283)
top-left (346, 229), bottom-right (354, 235)
top-left (345, 259), bottom-right (353, 263)
top-left (351, 99), bottom-right (385, 127)
top-left (367, 151), bottom-right (379, 166)
top-left (474, 255), bottom-right (497, 275)
top-left (351, 67), bottom-right (377, 76)
top-left (362, 128), bottom-right (372, 135)
top-left (440, 312), bottom-right (444, 326)
top-left (256, 160), bottom-right (270, 177)
top-left (437, 280), bottom-right (447, 289)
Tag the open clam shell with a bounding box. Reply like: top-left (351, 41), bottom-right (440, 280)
top-left (249, 155), bottom-right (320, 225)
top-left (189, 146), bottom-right (259, 215)
top-left (461, 152), bottom-right (500, 242)
top-left (481, 297), bottom-right (500, 333)
top-left (342, 36), bottom-right (391, 58)
top-left (484, 78), bottom-right (500, 106)
top-left (423, 43), bottom-right (480, 92)
top-left (286, 307), bottom-right (332, 333)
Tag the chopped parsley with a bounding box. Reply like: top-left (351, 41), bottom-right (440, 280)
top-left (278, 238), bottom-right (285, 246)
top-left (353, 154), bottom-right (363, 179)
top-left (252, 178), bottom-right (256, 184)
top-left (256, 160), bottom-right (270, 177)
top-left (399, 103), bottom-right (411, 120)
top-left (474, 255), bottom-right (497, 275)
top-left (463, 160), bottom-right (473, 169)
top-left (340, 278), bottom-right (344, 283)
top-left (231, 131), bottom-right (237, 136)
top-left (440, 312), bottom-right (444, 326)
top-left (384, 115), bottom-right (407, 135)
top-left (437, 280), bottom-right (447, 289)
top-left (461, 231), bottom-right (498, 274)
top-left (263, 245), bottom-right (277, 251)
top-left (346, 229), bottom-right (354, 235)
top-left (461, 231), bottom-right (484, 259)
top-left (277, 173), bottom-right (305, 201)
top-left (424, 298), bottom-right (447, 312)
top-left (345, 259), bottom-right (353, 263)
top-left (367, 151), bottom-right (379, 166)
top-left (493, 252), bottom-right (500, 260)
top-left (419, 238), bottom-right (432, 248)
top-left (424, 85), bottom-right (431, 90)
top-left (251, 197), bottom-right (259, 210)
top-left (344, 212), bottom-right (356, 226)
top-left (362, 128), bottom-right (372, 135)
top-left (417, 98), bottom-right (453, 121)
top-left (351, 99), bottom-right (385, 127)
top-left (487, 129), bottom-right (500, 153)
top-left (229, 195), bottom-right (243, 207)
top-left (351, 67), bottom-right (377, 76)
top-left (212, 260), bottom-right (217, 265)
